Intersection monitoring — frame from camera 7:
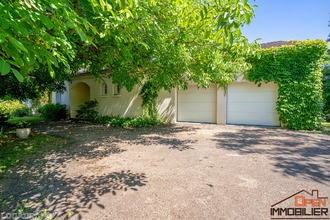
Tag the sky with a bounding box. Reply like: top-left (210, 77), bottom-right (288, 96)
top-left (241, 0), bottom-right (330, 43)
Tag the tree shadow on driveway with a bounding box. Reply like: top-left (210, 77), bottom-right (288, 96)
top-left (0, 121), bottom-right (198, 218)
top-left (1, 167), bottom-right (147, 219)
top-left (212, 127), bottom-right (330, 184)
top-left (35, 120), bottom-right (197, 152)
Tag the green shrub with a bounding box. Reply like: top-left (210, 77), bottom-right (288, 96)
top-left (38, 103), bottom-right (67, 121)
top-left (76, 100), bottom-right (99, 121)
top-left (16, 120), bottom-right (31, 128)
top-left (0, 100), bottom-right (28, 117)
top-left (0, 113), bottom-right (9, 125)
top-left (11, 107), bottom-right (30, 117)
top-left (96, 115), bottom-right (164, 128)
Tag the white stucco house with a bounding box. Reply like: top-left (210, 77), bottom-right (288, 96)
top-left (52, 41), bottom-right (297, 127)
top-left (52, 73), bottom-right (280, 126)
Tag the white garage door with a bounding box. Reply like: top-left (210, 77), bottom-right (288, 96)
top-left (227, 82), bottom-right (280, 126)
top-left (177, 84), bottom-right (217, 123)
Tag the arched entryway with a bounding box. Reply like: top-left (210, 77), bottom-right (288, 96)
top-left (70, 82), bottom-right (90, 118)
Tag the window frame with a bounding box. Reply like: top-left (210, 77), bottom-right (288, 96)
top-left (56, 93), bottom-right (62, 103)
top-left (113, 83), bottom-right (121, 97)
top-left (100, 83), bottom-right (108, 97)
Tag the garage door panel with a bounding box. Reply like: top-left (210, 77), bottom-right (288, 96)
top-left (178, 112), bottom-right (216, 123)
top-left (179, 102), bottom-right (217, 112)
top-left (227, 102), bottom-right (277, 113)
top-left (229, 83), bottom-right (275, 92)
top-left (227, 112), bottom-right (279, 126)
top-left (227, 82), bottom-right (280, 126)
top-left (179, 95), bottom-right (216, 103)
top-left (178, 84), bottom-right (216, 123)
top-left (228, 92), bottom-right (277, 103)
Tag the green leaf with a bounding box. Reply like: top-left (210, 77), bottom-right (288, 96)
top-left (65, 21), bottom-right (76, 29)
top-left (235, 27), bottom-right (241, 36)
top-left (40, 15), bottom-right (54, 29)
top-left (0, 35), bottom-right (5, 43)
top-left (120, 0), bottom-right (126, 9)
top-left (99, 0), bottom-right (105, 11)
top-left (243, 4), bottom-right (252, 11)
top-left (12, 69), bottom-right (24, 82)
top-left (128, 0), bottom-right (133, 7)
top-left (0, 60), bottom-right (10, 75)
top-left (10, 38), bottom-right (28, 53)
top-left (5, 59), bottom-right (19, 67)
top-left (244, 13), bottom-right (251, 24)
top-left (48, 63), bottom-right (55, 78)
top-left (204, 29), bottom-right (211, 39)
top-left (0, 18), bottom-right (9, 29)
top-left (76, 29), bottom-right (86, 42)
top-left (229, 32), bottom-right (233, 45)
top-left (23, 53), bottom-right (35, 66)
top-left (12, 54), bottom-right (24, 66)
top-left (10, 22), bottom-right (29, 37)
top-left (45, 53), bottom-right (59, 68)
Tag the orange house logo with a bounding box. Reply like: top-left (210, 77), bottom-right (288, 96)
top-left (270, 189), bottom-right (328, 219)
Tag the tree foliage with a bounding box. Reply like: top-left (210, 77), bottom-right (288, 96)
top-left (0, 64), bottom-right (70, 101)
top-left (1, 0), bottom-right (258, 87)
top-left (0, 0), bottom-right (113, 81)
top-left (1, 0), bottom-right (260, 118)
top-left (321, 20), bottom-right (330, 121)
top-left (247, 40), bottom-right (328, 130)
top-left (70, 0), bottom-right (259, 92)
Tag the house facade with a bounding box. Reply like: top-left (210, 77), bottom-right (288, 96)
top-left (53, 74), bottom-right (280, 126)
top-left (53, 42), bottom-right (295, 127)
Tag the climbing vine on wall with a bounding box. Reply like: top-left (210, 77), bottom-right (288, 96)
top-left (246, 40), bottom-right (328, 130)
top-left (140, 81), bottom-right (160, 119)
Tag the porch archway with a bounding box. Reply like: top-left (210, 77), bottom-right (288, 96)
top-left (70, 82), bottom-right (90, 118)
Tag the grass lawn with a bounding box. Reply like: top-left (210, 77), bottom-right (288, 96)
top-left (322, 122), bottom-right (330, 130)
top-left (0, 131), bottom-right (66, 179)
top-left (316, 122), bottom-right (330, 134)
top-left (7, 116), bottom-right (46, 124)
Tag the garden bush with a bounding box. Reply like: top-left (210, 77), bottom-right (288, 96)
top-left (11, 107), bottom-right (30, 117)
top-left (38, 103), bottom-right (67, 121)
top-left (96, 115), bottom-right (164, 128)
top-left (0, 113), bottom-right (9, 125)
top-left (0, 100), bottom-right (29, 117)
top-left (76, 100), bottom-right (99, 121)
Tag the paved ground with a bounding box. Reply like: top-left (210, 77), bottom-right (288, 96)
top-left (0, 121), bottom-right (329, 220)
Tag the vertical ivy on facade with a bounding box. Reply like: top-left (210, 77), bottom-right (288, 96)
top-left (140, 81), bottom-right (160, 119)
top-left (246, 40), bottom-right (328, 130)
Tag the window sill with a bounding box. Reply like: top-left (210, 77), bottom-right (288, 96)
top-left (113, 94), bottom-right (121, 97)
top-left (100, 95), bottom-right (108, 98)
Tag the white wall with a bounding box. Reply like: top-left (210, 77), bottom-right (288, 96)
top-left (69, 77), bottom-right (176, 122)
top-left (52, 81), bottom-right (70, 106)
top-left (62, 76), bottom-right (280, 126)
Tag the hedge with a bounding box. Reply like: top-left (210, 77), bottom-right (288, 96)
top-left (246, 40), bottom-right (328, 130)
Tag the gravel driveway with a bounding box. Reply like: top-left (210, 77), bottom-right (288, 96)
top-left (0, 121), bottom-right (329, 219)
